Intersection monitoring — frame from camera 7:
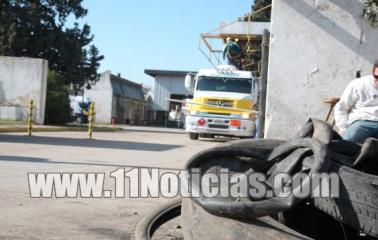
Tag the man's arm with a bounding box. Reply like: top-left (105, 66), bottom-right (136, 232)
top-left (223, 44), bottom-right (227, 60)
top-left (334, 82), bottom-right (356, 134)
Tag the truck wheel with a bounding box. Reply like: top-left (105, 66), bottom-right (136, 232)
top-left (189, 133), bottom-right (199, 140)
top-left (239, 136), bottom-right (252, 139)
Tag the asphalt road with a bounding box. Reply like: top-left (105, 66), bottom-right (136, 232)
top-left (0, 126), bottom-right (222, 240)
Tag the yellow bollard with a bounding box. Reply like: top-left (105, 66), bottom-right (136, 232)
top-left (27, 100), bottom-right (33, 136)
top-left (88, 102), bottom-right (95, 139)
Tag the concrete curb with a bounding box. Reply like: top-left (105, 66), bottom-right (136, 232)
top-left (0, 125), bottom-right (124, 133)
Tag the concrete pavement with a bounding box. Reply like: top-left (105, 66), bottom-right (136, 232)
top-left (0, 127), bottom-right (222, 239)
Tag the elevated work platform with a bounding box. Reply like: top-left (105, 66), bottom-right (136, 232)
top-left (199, 5), bottom-right (271, 75)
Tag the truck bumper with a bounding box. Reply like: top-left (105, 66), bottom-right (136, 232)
top-left (185, 116), bottom-right (255, 137)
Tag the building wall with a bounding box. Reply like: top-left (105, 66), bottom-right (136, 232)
top-left (0, 56), bottom-right (48, 124)
top-left (84, 71), bottom-right (113, 124)
top-left (154, 75), bottom-right (192, 111)
top-left (265, 0), bottom-right (378, 139)
top-left (111, 96), bottom-right (144, 125)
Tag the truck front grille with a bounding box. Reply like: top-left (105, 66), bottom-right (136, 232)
top-left (206, 99), bottom-right (234, 108)
top-left (207, 112), bottom-right (230, 116)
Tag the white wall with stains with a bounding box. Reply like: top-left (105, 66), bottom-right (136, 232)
top-left (84, 71), bottom-right (113, 124)
top-left (265, 0), bottom-right (378, 139)
top-left (0, 56), bottom-right (48, 124)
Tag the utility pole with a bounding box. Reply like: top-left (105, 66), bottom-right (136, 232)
top-left (257, 29), bottom-right (269, 138)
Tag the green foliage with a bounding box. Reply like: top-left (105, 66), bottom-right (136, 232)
top-left (251, 0), bottom-right (271, 22)
top-left (44, 71), bottom-right (72, 124)
top-left (362, 0), bottom-right (378, 27)
top-left (0, 0), bottom-right (104, 91)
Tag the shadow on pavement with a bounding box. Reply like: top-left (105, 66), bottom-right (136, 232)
top-left (198, 138), bottom-right (232, 143)
top-left (86, 227), bottom-right (130, 240)
top-left (0, 134), bottom-right (183, 151)
top-left (125, 128), bottom-right (185, 135)
top-left (0, 155), bottom-right (182, 170)
top-left (0, 156), bottom-right (49, 163)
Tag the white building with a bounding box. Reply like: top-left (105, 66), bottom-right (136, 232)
top-left (84, 71), bottom-right (145, 124)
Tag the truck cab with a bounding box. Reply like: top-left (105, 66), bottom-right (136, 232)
top-left (185, 65), bottom-right (257, 140)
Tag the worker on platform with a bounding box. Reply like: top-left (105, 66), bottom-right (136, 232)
top-left (335, 60), bottom-right (378, 144)
top-left (223, 37), bottom-right (242, 69)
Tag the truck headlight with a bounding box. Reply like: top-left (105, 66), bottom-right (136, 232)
top-left (242, 113), bottom-right (254, 119)
top-left (190, 110), bottom-right (199, 116)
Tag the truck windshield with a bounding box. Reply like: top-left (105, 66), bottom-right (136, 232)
top-left (196, 77), bottom-right (252, 94)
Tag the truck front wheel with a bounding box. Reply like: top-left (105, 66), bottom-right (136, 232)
top-left (189, 133), bottom-right (199, 140)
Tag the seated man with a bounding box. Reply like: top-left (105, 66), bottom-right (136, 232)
top-left (335, 60), bottom-right (378, 144)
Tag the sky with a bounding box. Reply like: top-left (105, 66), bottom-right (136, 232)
top-left (79, 0), bottom-right (252, 88)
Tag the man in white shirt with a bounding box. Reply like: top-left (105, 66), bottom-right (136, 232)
top-left (335, 60), bottom-right (378, 144)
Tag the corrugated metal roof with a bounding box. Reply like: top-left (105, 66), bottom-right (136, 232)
top-left (144, 69), bottom-right (196, 77)
top-left (110, 74), bottom-right (144, 101)
top-left (218, 21), bottom-right (270, 35)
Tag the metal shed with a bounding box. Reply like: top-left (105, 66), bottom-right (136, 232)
top-left (84, 71), bottom-right (145, 125)
top-left (144, 69), bottom-right (195, 125)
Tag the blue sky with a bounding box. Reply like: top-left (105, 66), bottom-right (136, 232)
top-left (80, 0), bottom-right (252, 87)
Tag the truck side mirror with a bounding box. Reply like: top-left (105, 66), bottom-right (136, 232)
top-left (185, 74), bottom-right (193, 90)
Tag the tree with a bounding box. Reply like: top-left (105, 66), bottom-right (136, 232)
top-left (251, 0), bottom-right (272, 22)
top-left (0, 0), bottom-right (104, 90)
top-left (363, 0), bottom-right (378, 27)
top-left (0, 0), bottom-right (104, 124)
top-left (44, 71), bottom-right (72, 124)
top-left (85, 45), bottom-right (105, 89)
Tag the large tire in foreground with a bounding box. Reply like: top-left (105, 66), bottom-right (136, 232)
top-left (181, 198), bottom-right (313, 240)
top-left (132, 199), bottom-right (181, 240)
top-left (311, 162), bottom-right (378, 238)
